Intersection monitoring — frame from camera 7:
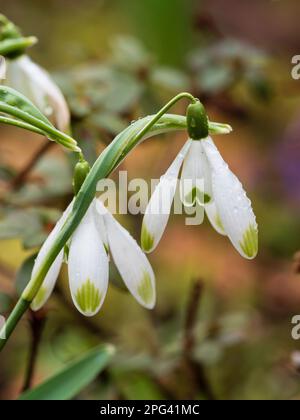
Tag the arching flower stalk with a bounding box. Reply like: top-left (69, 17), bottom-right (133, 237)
top-left (141, 101), bottom-right (258, 259)
top-left (0, 92), bottom-right (234, 350)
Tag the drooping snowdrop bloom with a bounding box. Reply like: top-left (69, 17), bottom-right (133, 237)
top-left (5, 55), bottom-right (70, 131)
top-left (31, 198), bottom-right (156, 316)
top-left (141, 101), bottom-right (258, 259)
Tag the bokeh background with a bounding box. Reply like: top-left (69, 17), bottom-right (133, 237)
top-left (0, 0), bottom-right (300, 400)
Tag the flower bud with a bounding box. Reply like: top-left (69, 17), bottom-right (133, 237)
top-left (73, 159), bottom-right (90, 196)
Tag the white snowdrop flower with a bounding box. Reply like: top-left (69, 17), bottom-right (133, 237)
top-left (202, 137), bottom-right (258, 259)
top-left (98, 201), bottom-right (156, 309)
top-left (5, 55), bottom-right (70, 131)
top-left (31, 202), bottom-right (74, 311)
top-left (31, 198), bottom-right (156, 315)
top-left (141, 102), bottom-right (258, 259)
top-left (68, 202), bottom-right (109, 316)
top-left (141, 140), bottom-right (191, 253)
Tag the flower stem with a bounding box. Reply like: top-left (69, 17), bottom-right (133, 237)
top-left (0, 298), bottom-right (30, 351)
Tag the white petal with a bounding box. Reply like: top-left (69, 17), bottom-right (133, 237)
top-left (180, 140), bottom-right (213, 207)
top-left (202, 137), bottom-right (258, 259)
top-left (141, 140), bottom-right (191, 252)
top-left (31, 201), bottom-right (73, 311)
top-left (205, 201), bottom-right (226, 236)
top-left (94, 199), bottom-right (109, 251)
top-left (68, 201), bottom-right (109, 316)
top-left (103, 209), bottom-right (156, 309)
top-left (5, 56), bottom-right (70, 131)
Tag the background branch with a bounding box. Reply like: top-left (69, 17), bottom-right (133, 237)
top-left (22, 309), bottom-right (46, 392)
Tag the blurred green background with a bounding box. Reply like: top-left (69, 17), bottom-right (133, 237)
top-left (0, 0), bottom-right (300, 400)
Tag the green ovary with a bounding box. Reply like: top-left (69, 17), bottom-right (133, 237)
top-left (75, 279), bottom-right (101, 314)
top-left (137, 272), bottom-right (154, 305)
top-left (141, 224), bottom-right (154, 252)
top-left (239, 224), bottom-right (258, 258)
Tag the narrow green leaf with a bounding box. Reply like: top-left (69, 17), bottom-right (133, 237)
top-left (0, 86), bottom-right (80, 151)
top-left (0, 85), bottom-right (53, 126)
top-left (18, 344), bottom-right (115, 400)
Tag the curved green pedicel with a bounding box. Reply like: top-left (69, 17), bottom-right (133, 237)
top-left (137, 272), bottom-right (154, 305)
top-left (141, 224), bottom-right (154, 253)
top-left (239, 224), bottom-right (258, 258)
top-left (75, 279), bottom-right (102, 314)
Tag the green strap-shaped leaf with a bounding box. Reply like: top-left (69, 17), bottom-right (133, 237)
top-left (18, 344), bottom-right (115, 400)
top-left (0, 85), bottom-right (54, 125)
top-left (0, 86), bottom-right (79, 151)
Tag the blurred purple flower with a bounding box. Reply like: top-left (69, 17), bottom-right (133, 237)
top-left (275, 114), bottom-right (300, 204)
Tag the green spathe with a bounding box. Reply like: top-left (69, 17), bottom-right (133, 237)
top-left (75, 279), bottom-right (101, 314)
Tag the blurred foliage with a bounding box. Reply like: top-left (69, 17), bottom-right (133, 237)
top-left (19, 344), bottom-right (114, 400)
top-left (0, 0), bottom-right (300, 401)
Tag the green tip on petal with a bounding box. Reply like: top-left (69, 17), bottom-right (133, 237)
top-left (215, 213), bottom-right (225, 232)
top-left (141, 224), bottom-right (154, 253)
top-left (31, 286), bottom-right (47, 310)
top-left (137, 272), bottom-right (154, 307)
top-left (75, 279), bottom-right (102, 315)
top-left (239, 224), bottom-right (258, 259)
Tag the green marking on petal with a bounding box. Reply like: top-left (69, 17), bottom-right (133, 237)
top-left (239, 224), bottom-right (258, 259)
top-left (75, 279), bottom-right (101, 314)
top-left (141, 223), bottom-right (154, 252)
top-left (215, 213), bottom-right (225, 232)
top-left (103, 242), bottom-right (109, 254)
top-left (137, 272), bottom-right (154, 305)
top-left (203, 193), bottom-right (211, 204)
top-left (32, 286), bottom-right (47, 309)
top-left (185, 187), bottom-right (211, 205)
